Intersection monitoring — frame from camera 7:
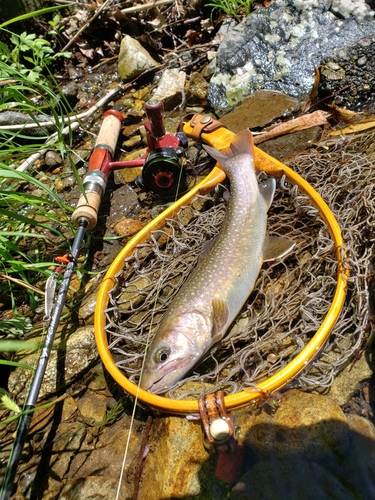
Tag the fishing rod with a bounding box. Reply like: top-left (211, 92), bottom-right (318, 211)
top-left (0, 109), bottom-right (123, 499)
top-left (1, 102), bottom-right (189, 498)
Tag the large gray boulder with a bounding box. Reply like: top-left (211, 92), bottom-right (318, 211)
top-left (208, 0), bottom-right (375, 115)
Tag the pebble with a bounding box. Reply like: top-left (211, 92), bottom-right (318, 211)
top-left (114, 217), bottom-right (145, 237)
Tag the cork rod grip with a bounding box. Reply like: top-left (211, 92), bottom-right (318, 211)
top-left (72, 191), bottom-right (101, 229)
top-left (96, 112), bottom-right (123, 153)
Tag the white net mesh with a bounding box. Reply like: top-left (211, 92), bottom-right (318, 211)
top-left (104, 132), bottom-right (374, 398)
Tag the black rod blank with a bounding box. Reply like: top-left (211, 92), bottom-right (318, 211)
top-left (0, 219), bottom-right (88, 500)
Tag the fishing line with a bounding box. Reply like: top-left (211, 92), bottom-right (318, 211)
top-left (115, 143), bottom-right (187, 496)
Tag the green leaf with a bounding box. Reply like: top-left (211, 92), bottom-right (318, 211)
top-left (0, 42), bottom-right (10, 59)
top-left (0, 359), bottom-right (34, 370)
top-left (0, 5), bottom-right (69, 29)
top-left (0, 340), bottom-right (40, 352)
top-left (0, 317), bottom-right (33, 337)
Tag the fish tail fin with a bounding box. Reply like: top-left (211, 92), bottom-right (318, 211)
top-left (203, 129), bottom-right (254, 175)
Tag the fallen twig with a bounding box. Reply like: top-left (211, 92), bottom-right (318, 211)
top-left (2, 85), bottom-right (123, 132)
top-left (62, 0), bottom-right (115, 52)
top-left (253, 110), bottom-right (331, 145)
top-left (16, 121), bottom-right (80, 172)
top-left (0, 272), bottom-right (45, 296)
top-left (121, 0), bottom-right (174, 15)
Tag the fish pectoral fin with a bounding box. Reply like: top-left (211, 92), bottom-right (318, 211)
top-left (259, 178), bottom-right (276, 212)
top-left (198, 237), bottom-right (217, 263)
top-left (211, 298), bottom-right (229, 342)
top-left (263, 235), bottom-right (295, 262)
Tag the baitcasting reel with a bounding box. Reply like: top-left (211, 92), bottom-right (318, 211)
top-left (135, 102), bottom-right (189, 198)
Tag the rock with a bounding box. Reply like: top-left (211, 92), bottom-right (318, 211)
top-left (221, 89), bottom-right (300, 133)
top-left (44, 151), bottom-right (63, 168)
top-left (106, 184), bottom-right (140, 228)
top-left (342, 414), bottom-right (375, 498)
top-left (59, 476), bottom-right (131, 500)
top-left (138, 416), bottom-right (223, 499)
top-left (208, 0), bottom-right (375, 115)
top-left (78, 291), bottom-right (98, 322)
top-left (77, 392), bottom-right (107, 426)
top-left (8, 325), bottom-right (98, 403)
top-left (319, 34), bottom-right (375, 110)
top-left (0, 111), bottom-right (56, 136)
top-left (230, 389), bottom-right (375, 498)
top-left (113, 217), bottom-right (145, 237)
top-left (187, 72), bottom-right (210, 105)
top-left (258, 126), bottom-right (322, 161)
top-left (148, 68), bottom-right (186, 110)
top-left (50, 422), bottom-right (87, 480)
top-left (86, 364), bottom-right (108, 391)
top-left (238, 389), bottom-right (350, 473)
top-left (328, 352), bottom-right (373, 406)
top-left (123, 135), bottom-right (142, 149)
top-left (230, 459), bottom-right (355, 499)
top-left (117, 276), bottom-right (152, 311)
top-left (67, 418), bottom-right (142, 489)
top-left (118, 35), bottom-right (159, 81)
top-left (61, 395), bottom-right (79, 421)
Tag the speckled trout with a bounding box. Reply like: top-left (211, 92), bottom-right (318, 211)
top-left (141, 130), bottom-right (295, 393)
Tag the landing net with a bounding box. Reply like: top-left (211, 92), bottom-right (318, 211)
top-left (104, 132), bottom-right (373, 398)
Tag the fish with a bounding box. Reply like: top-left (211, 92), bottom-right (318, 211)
top-left (140, 130), bottom-right (295, 393)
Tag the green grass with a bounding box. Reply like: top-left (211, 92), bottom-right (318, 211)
top-left (0, 11), bottom-right (83, 318)
top-left (206, 0), bottom-right (254, 22)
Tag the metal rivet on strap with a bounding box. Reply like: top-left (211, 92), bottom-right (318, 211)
top-left (200, 116), bottom-right (211, 124)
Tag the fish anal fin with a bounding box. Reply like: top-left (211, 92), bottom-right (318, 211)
top-left (263, 235), bottom-right (295, 262)
top-left (211, 298), bottom-right (229, 342)
top-left (259, 178), bottom-right (276, 211)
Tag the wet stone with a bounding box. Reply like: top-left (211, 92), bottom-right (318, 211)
top-left (77, 392), bottom-right (107, 426)
top-left (59, 476), bottom-right (131, 500)
top-left (148, 68), bottom-right (186, 111)
top-left (258, 126), bottom-right (322, 162)
top-left (50, 421), bottom-right (87, 480)
top-left (118, 35), bottom-right (159, 81)
top-left (106, 184), bottom-right (140, 228)
top-left (237, 389), bottom-right (350, 473)
top-left (208, 0), bottom-right (375, 115)
top-left (230, 459), bottom-right (355, 500)
top-left (319, 33), bottom-right (375, 110)
top-left (220, 90), bottom-right (300, 131)
top-left (8, 325), bottom-right (98, 403)
top-left (138, 416), bottom-right (220, 499)
top-left (328, 351), bottom-right (373, 406)
top-left (113, 217), bottom-right (145, 237)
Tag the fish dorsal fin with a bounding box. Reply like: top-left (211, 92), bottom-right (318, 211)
top-left (211, 298), bottom-right (229, 342)
top-left (263, 235), bottom-right (295, 262)
top-left (259, 178), bottom-right (276, 212)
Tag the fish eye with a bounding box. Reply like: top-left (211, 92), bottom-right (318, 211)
top-left (154, 347), bottom-right (170, 364)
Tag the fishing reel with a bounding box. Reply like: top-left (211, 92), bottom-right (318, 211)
top-left (135, 102), bottom-right (189, 199)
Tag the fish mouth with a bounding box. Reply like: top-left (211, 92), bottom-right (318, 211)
top-left (141, 356), bottom-right (193, 394)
